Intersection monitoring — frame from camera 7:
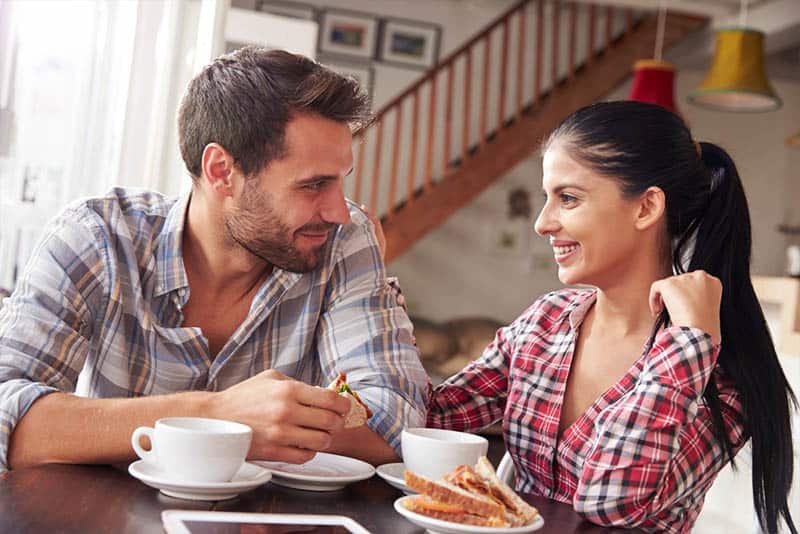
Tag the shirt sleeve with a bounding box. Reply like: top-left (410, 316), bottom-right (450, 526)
top-left (425, 319), bottom-right (514, 432)
top-left (0, 209), bottom-right (104, 472)
top-left (316, 209), bottom-right (429, 453)
top-left (573, 326), bottom-right (746, 529)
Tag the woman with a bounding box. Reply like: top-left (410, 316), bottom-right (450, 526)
top-left (427, 101), bottom-right (797, 534)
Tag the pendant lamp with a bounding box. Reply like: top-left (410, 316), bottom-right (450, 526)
top-left (629, 4), bottom-right (679, 114)
top-left (687, 0), bottom-right (781, 112)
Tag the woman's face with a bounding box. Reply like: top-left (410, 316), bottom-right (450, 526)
top-left (534, 145), bottom-right (646, 287)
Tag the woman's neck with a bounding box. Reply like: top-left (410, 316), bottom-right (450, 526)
top-left (591, 254), bottom-right (671, 338)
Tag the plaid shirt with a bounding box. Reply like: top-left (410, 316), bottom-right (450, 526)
top-left (428, 288), bottom-right (745, 533)
top-left (0, 188), bottom-right (428, 472)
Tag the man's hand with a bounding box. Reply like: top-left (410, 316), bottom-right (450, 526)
top-left (213, 369), bottom-right (351, 464)
top-left (649, 270), bottom-right (723, 345)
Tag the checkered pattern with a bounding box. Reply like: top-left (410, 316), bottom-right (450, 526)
top-left (0, 188), bottom-right (428, 472)
top-left (428, 288), bottom-right (745, 533)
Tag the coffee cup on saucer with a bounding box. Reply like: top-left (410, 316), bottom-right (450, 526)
top-left (131, 417), bottom-right (252, 483)
top-left (401, 428), bottom-right (488, 480)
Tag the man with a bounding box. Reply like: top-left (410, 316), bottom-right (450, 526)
top-left (0, 47), bottom-right (428, 473)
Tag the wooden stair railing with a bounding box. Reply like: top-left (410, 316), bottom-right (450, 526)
top-left (347, 0), bottom-right (706, 262)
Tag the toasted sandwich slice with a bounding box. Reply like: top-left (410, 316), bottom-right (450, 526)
top-left (404, 470), bottom-right (509, 525)
top-left (327, 372), bottom-right (373, 428)
top-left (402, 495), bottom-right (509, 527)
top-left (474, 456), bottom-right (539, 526)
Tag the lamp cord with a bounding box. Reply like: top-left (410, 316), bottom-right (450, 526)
top-left (739, 0), bottom-right (749, 27)
top-left (655, 1), bottom-right (667, 61)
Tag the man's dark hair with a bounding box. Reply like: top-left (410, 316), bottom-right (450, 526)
top-left (177, 47), bottom-right (371, 180)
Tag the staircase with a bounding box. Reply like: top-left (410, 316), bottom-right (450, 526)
top-left (347, 0), bottom-right (706, 262)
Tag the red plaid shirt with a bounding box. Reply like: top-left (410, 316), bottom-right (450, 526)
top-left (427, 288), bottom-right (746, 533)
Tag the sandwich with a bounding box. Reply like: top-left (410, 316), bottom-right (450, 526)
top-left (402, 456), bottom-right (539, 527)
top-left (327, 372), bottom-right (372, 428)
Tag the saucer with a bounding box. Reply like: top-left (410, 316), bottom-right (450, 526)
top-left (394, 496), bottom-right (545, 534)
top-left (128, 460), bottom-right (271, 501)
top-left (376, 462), bottom-right (416, 494)
top-left (255, 452), bottom-right (375, 491)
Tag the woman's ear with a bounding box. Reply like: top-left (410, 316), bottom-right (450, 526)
top-left (634, 186), bottom-right (666, 231)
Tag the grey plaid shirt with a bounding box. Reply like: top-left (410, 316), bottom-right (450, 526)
top-left (0, 188), bottom-right (428, 472)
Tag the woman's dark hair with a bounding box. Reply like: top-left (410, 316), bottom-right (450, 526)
top-left (177, 47), bottom-right (371, 179)
top-left (546, 100), bottom-right (797, 534)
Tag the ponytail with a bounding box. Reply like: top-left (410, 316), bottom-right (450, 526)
top-left (549, 101), bottom-right (797, 534)
top-left (686, 142), bottom-right (797, 534)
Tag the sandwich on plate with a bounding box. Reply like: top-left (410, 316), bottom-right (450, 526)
top-left (402, 456), bottom-right (539, 527)
top-left (327, 372), bottom-right (373, 428)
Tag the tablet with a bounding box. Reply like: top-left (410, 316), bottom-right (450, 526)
top-left (161, 510), bottom-right (371, 534)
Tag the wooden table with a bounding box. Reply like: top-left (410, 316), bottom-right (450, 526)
top-left (0, 463), bottom-right (638, 533)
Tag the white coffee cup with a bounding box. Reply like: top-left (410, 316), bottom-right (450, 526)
top-left (401, 427), bottom-right (489, 480)
top-left (131, 417), bottom-right (252, 483)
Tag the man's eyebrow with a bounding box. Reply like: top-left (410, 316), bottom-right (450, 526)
top-left (294, 168), bottom-right (354, 186)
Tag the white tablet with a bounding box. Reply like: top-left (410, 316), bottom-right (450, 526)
top-left (161, 510), bottom-right (371, 534)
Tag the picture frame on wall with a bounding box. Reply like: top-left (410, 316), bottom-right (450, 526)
top-left (378, 18), bottom-right (442, 70)
top-left (224, 6), bottom-right (318, 59)
top-left (318, 9), bottom-right (379, 60)
top-left (258, 0), bottom-right (316, 20)
top-left (320, 58), bottom-right (375, 100)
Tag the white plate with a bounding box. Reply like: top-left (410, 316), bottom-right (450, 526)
top-left (394, 495), bottom-right (545, 534)
top-left (129, 460), bottom-right (271, 501)
top-left (376, 462), bottom-right (417, 494)
top-left (255, 452), bottom-right (375, 491)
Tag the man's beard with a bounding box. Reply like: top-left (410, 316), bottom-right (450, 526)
top-left (224, 185), bottom-right (333, 273)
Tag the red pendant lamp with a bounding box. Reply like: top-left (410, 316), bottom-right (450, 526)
top-left (629, 4), bottom-right (680, 115)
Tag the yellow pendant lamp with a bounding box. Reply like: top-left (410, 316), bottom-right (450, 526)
top-left (688, 1), bottom-right (781, 112)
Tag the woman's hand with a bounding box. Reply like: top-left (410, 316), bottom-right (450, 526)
top-left (649, 271), bottom-right (722, 344)
top-left (360, 205), bottom-right (386, 260)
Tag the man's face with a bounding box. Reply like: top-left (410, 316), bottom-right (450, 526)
top-left (224, 113), bottom-right (353, 273)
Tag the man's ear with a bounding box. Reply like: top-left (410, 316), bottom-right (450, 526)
top-left (201, 143), bottom-right (236, 197)
top-left (634, 186), bottom-right (666, 231)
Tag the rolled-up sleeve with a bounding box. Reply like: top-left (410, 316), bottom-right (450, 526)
top-left (0, 210), bottom-right (103, 472)
top-left (316, 209), bottom-right (428, 453)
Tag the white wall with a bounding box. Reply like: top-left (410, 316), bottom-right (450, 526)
top-left (295, 0), bottom-right (517, 109)
top-left (388, 71), bottom-right (800, 323)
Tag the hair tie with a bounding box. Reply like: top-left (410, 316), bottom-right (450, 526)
top-left (693, 139), bottom-right (702, 159)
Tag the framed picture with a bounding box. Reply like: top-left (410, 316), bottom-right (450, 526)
top-left (318, 9), bottom-right (379, 60)
top-left (224, 7), bottom-right (318, 58)
top-left (379, 18), bottom-right (442, 70)
top-left (257, 0), bottom-right (315, 20)
top-left (320, 58), bottom-right (374, 100)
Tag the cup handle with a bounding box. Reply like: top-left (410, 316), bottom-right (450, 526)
top-left (131, 426), bottom-right (155, 461)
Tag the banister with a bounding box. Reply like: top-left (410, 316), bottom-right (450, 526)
top-left (354, 0), bottom-right (530, 138)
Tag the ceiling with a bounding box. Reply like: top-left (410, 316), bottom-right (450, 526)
top-left (574, 0), bottom-right (787, 18)
top-left (578, 0), bottom-right (800, 77)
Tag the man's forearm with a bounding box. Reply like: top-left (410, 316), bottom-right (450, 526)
top-left (7, 390), bottom-right (216, 469)
top-left (327, 425), bottom-right (399, 466)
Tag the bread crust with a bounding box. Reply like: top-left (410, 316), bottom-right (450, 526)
top-left (403, 496), bottom-right (509, 528)
top-left (327, 372), bottom-right (372, 428)
top-left (404, 470), bottom-right (506, 521)
top-left (475, 456), bottom-right (539, 525)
